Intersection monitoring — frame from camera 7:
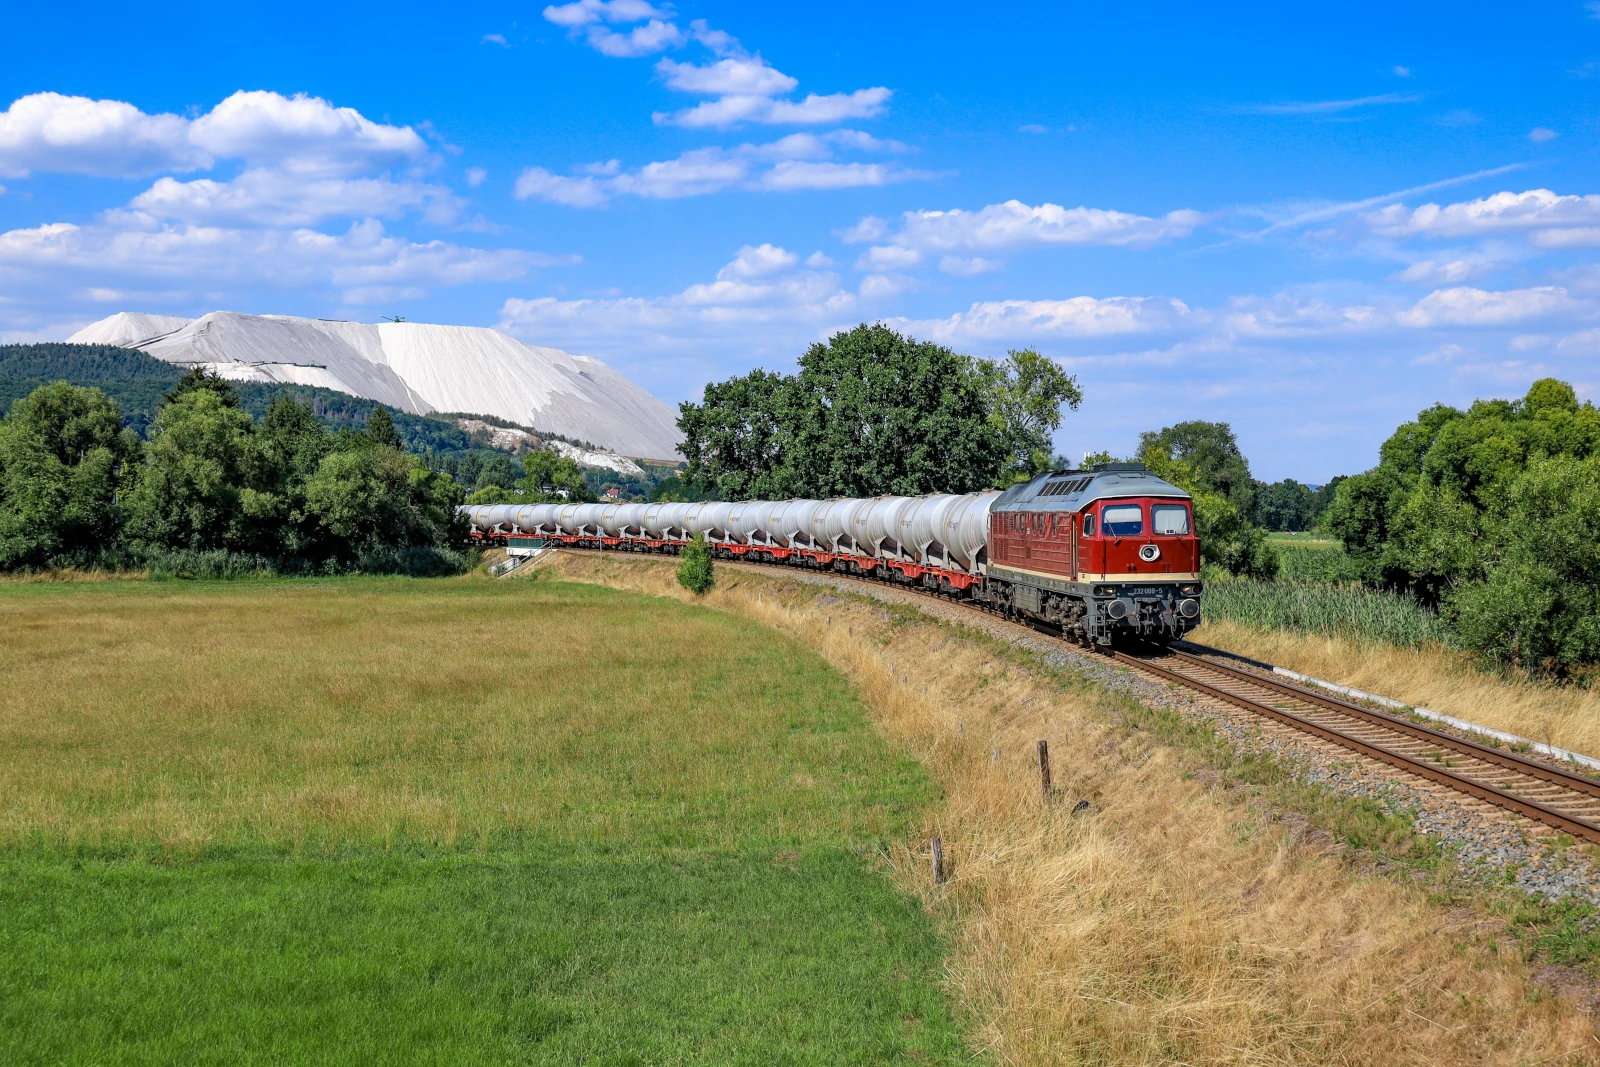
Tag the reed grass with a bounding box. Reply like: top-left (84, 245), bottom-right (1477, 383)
top-left (1201, 576), bottom-right (1455, 648)
top-left (555, 552), bottom-right (1598, 1066)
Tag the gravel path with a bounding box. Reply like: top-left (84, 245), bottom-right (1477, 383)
top-left (714, 560), bottom-right (1600, 907)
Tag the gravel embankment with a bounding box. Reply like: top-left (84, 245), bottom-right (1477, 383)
top-left (719, 562), bottom-right (1600, 907)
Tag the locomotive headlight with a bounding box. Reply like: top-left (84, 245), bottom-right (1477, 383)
top-left (1105, 599), bottom-right (1130, 620)
top-left (1092, 585), bottom-right (1117, 596)
top-left (1178, 598), bottom-right (1200, 618)
top-left (1138, 543), bottom-right (1161, 562)
top-left (1179, 583), bottom-right (1202, 595)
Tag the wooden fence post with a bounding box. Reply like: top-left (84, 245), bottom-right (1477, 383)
top-left (1037, 739), bottom-right (1052, 802)
top-left (931, 836), bottom-right (946, 885)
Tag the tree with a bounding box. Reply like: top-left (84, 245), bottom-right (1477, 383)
top-left (365, 406), bottom-right (404, 450)
top-left (1255, 479), bottom-right (1316, 532)
top-left (0, 382), bottom-right (139, 568)
top-left (305, 447), bottom-right (464, 556)
top-left (165, 366), bottom-right (241, 408)
top-left (122, 388), bottom-right (259, 551)
top-left (676, 533), bottom-right (715, 594)
top-left (1445, 455), bottom-right (1600, 675)
top-left (1138, 421), bottom-right (1276, 578)
top-left (678, 324), bottom-right (1081, 499)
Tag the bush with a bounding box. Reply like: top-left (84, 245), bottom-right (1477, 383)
top-left (676, 534), bottom-right (715, 595)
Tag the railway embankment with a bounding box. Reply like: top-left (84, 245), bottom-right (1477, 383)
top-left (540, 550), bottom-right (1600, 1065)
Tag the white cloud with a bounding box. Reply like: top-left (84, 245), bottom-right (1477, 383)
top-left (124, 169), bottom-right (460, 227)
top-left (1363, 189), bottom-right (1600, 244)
top-left (187, 91), bottom-right (427, 177)
top-left (852, 200), bottom-right (1204, 264)
top-left (541, 0), bottom-right (669, 27)
top-left (514, 134), bottom-right (929, 205)
top-left (836, 216), bottom-right (887, 243)
top-left (854, 245), bottom-right (922, 270)
top-left (755, 160), bottom-right (922, 190)
top-left (0, 217), bottom-right (541, 303)
top-left (0, 93), bottom-right (205, 178)
top-left (1396, 285), bottom-right (1578, 327)
top-left (718, 243), bottom-right (798, 279)
top-left (1390, 258), bottom-right (1500, 285)
top-left (859, 273), bottom-right (917, 300)
top-left (1529, 127), bottom-right (1559, 142)
top-left (464, 166), bottom-right (487, 187)
top-left (902, 296), bottom-right (1194, 343)
top-left (482, 33), bottom-right (508, 46)
top-left (1019, 123), bottom-right (1050, 134)
top-left (513, 167), bottom-right (612, 207)
top-left (499, 245), bottom-right (863, 351)
top-left (586, 20), bottom-right (685, 57)
top-left (0, 90), bottom-right (428, 181)
top-left (656, 87), bottom-right (892, 128)
top-left (804, 251), bottom-right (834, 268)
top-left (1393, 65), bottom-right (1412, 77)
top-left (939, 255), bottom-right (1003, 276)
top-left (656, 56), bottom-right (797, 96)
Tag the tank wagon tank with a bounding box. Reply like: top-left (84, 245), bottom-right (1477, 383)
top-left (463, 461), bottom-right (1202, 646)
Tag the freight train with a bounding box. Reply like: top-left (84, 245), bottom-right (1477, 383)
top-left (461, 461), bottom-right (1203, 646)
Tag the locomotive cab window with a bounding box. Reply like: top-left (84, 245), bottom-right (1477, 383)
top-left (1102, 504), bottom-right (1143, 536)
top-left (1152, 504), bottom-right (1190, 536)
top-left (1082, 513), bottom-right (1096, 536)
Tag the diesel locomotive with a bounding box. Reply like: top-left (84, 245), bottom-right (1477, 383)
top-left (461, 461), bottom-right (1203, 646)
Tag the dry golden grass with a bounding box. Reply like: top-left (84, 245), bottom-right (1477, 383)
top-left (1195, 618), bottom-right (1600, 761)
top-left (552, 553), bottom-right (1599, 1066)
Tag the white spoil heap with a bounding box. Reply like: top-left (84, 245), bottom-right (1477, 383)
top-left (67, 311), bottom-right (683, 460)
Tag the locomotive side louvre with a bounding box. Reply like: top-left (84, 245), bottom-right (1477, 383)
top-left (984, 462), bottom-right (1203, 645)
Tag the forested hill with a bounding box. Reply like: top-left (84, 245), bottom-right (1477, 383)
top-left (0, 342), bottom-right (473, 452)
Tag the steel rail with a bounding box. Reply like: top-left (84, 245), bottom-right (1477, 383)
top-left (1112, 650), bottom-right (1600, 845)
top-left (544, 546), bottom-right (1600, 843)
top-left (1165, 648), bottom-right (1600, 798)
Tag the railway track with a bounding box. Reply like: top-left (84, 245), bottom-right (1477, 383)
top-left (562, 547), bottom-right (1600, 844)
top-left (1113, 647), bottom-right (1600, 845)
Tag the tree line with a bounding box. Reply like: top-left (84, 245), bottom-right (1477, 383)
top-left (1325, 378), bottom-right (1600, 676)
top-left (0, 371), bottom-right (465, 576)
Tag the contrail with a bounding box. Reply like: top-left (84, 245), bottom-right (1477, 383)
top-left (1193, 162), bottom-right (1534, 251)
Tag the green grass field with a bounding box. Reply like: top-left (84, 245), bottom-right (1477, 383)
top-left (0, 578), bottom-right (966, 1065)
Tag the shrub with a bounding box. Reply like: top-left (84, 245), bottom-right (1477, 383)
top-left (676, 534), bottom-right (715, 595)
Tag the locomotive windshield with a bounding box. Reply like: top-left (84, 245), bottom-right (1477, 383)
top-left (1102, 504), bottom-right (1143, 536)
top-left (1152, 504), bottom-right (1190, 535)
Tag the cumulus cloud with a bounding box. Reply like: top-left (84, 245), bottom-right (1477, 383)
top-left (541, 0), bottom-right (669, 27)
top-left (1395, 285), bottom-right (1578, 328)
top-left (656, 56), bottom-right (797, 96)
top-left (0, 90), bottom-right (429, 180)
top-left (513, 134), bottom-right (928, 205)
top-left (124, 169), bottom-right (461, 228)
top-left (834, 199), bottom-right (1204, 273)
top-left (0, 93), bottom-right (205, 178)
top-left (1363, 189), bottom-right (1600, 246)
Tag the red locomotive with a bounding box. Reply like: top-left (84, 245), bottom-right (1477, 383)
top-left (984, 462), bottom-right (1201, 645)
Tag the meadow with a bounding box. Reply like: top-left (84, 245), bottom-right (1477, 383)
top-left (0, 578), bottom-right (966, 1065)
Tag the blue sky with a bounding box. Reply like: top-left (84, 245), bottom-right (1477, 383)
top-left (3, 0), bottom-right (1599, 480)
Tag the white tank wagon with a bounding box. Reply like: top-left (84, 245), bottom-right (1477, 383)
top-left (461, 462), bottom-right (1206, 646)
top-left (461, 490), bottom-right (1001, 593)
